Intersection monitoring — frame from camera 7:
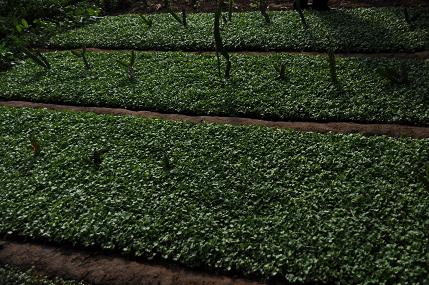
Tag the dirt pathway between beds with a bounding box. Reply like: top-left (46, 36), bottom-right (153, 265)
top-left (1, 100), bottom-right (428, 138)
top-left (0, 240), bottom-right (264, 285)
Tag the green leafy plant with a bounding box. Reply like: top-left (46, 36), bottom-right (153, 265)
top-left (46, 8), bottom-right (428, 53)
top-left (140, 14), bottom-right (153, 28)
top-left (327, 50), bottom-right (337, 84)
top-left (168, 9), bottom-right (187, 28)
top-left (29, 134), bottom-right (41, 156)
top-left (1, 51), bottom-right (428, 125)
top-left (274, 63), bottom-right (286, 80)
top-left (378, 62), bottom-right (409, 84)
top-left (14, 18), bottom-right (29, 33)
top-left (162, 153), bottom-right (174, 172)
top-left (214, 1), bottom-right (231, 79)
top-left (294, 0), bottom-right (309, 30)
top-left (71, 47), bottom-right (91, 70)
top-left (403, 8), bottom-right (420, 30)
top-left (0, 265), bottom-right (87, 285)
top-left (1, 107), bottom-right (429, 284)
top-left (422, 163), bottom-right (429, 189)
top-left (182, 8), bottom-right (187, 28)
top-left (92, 148), bottom-right (109, 168)
top-left (228, 0), bottom-right (233, 21)
top-left (0, 43), bottom-right (15, 71)
top-left (116, 50), bottom-right (136, 81)
top-left (21, 48), bottom-right (50, 70)
top-left (259, 0), bottom-right (271, 24)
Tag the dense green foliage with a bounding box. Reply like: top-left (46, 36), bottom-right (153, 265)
top-left (47, 8), bottom-right (429, 52)
top-left (0, 0), bottom-right (100, 71)
top-left (0, 265), bottom-right (85, 285)
top-left (0, 0), bottom-right (100, 37)
top-left (0, 107), bottom-right (429, 284)
top-left (1, 51), bottom-right (428, 125)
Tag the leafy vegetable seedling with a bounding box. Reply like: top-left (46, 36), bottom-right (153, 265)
top-left (214, 1), bottom-right (231, 79)
top-left (169, 9), bottom-right (188, 28)
top-left (14, 18), bottom-right (29, 33)
top-left (327, 51), bottom-right (338, 84)
top-left (29, 134), bottom-right (41, 156)
top-left (378, 62), bottom-right (409, 84)
top-left (403, 8), bottom-right (420, 30)
top-left (92, 148), bottom-right (109, 168)
top-left (294, 0), bottom-right (309, 30)
top-left (21, 48), bottom-right (50, 70)
top-left (228, 0), bottom-right (233, 21)
top-left (117, 51), bottom-right (136, 81)
top-left (274, 63), bottom-right (286, 80)
top-left (140, 15), bottom-right (153, 28)
top-left (71, 47), bottom-right (91, 70)
top-left (425, 164), bottom-right (429, 189)
top-left (259, 0), bottom-right (271, 24)
top-left (162, 154), bottom-right (174, 172)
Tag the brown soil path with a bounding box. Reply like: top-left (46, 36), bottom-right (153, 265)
top-left (1, 100), bottom-right (428, 138)
top-left (0, 240), bottom-right (264, 285)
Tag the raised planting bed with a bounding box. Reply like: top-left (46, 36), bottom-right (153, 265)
top-left (1, 106), bottom-right (429, 284)
top-left (46, 8), bottom-right (429, 52)
top-left (0, 265), bottom-right (85, 285)
top-left (1, 51), bottom-right (428, 125)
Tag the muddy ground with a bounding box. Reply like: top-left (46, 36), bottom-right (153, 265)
top-left (0, 240), bottom-right (264, 285)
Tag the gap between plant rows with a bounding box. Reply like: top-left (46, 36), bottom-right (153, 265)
top-left (0, 239), bottom-right (263, 285)
top-left (1, 100), bottom-right (428, 138)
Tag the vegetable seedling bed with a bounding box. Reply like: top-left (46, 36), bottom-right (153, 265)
top-left (1, 51), bottom-right (428, 125)
top-left (1, 107), bottom-right (428, 284)
top-left (46, 8), bottom-right (429, 53)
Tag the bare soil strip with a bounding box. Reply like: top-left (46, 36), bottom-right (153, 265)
top-left (0, 240), bottom-right (264, 285)
top-left (1, 100), bottom-right (428, 138)
top-left (40, 48), bottom-right (429, 59)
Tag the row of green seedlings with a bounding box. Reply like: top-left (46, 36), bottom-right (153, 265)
top-left (22, 44), bottom-right (410, 85)
top-left (28, 134), bottom-right (429, 190)
top-left (142, 0), bottom-right (415, 82)
top-left (138, 0), bottom-right (278, 29)
top-left (30, 135), bottom-right (174, 171)
top-left (141, 0), bottom-right (420, 30)
top-left (21, 0), bottom-right (411, 84)
top-left (23, 47), bottom-right (137, 80)
top-left (72, 47), bottom-right (137, 80)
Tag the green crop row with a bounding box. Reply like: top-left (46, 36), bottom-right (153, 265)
top-left (0, 265), bottom-right (85, 285)
top-left (1, 107), bottom-right (429, 284)
top-left (1, 51), bottom-right (428, 125)
top-left (45, 8), bottom-right (429, 52)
